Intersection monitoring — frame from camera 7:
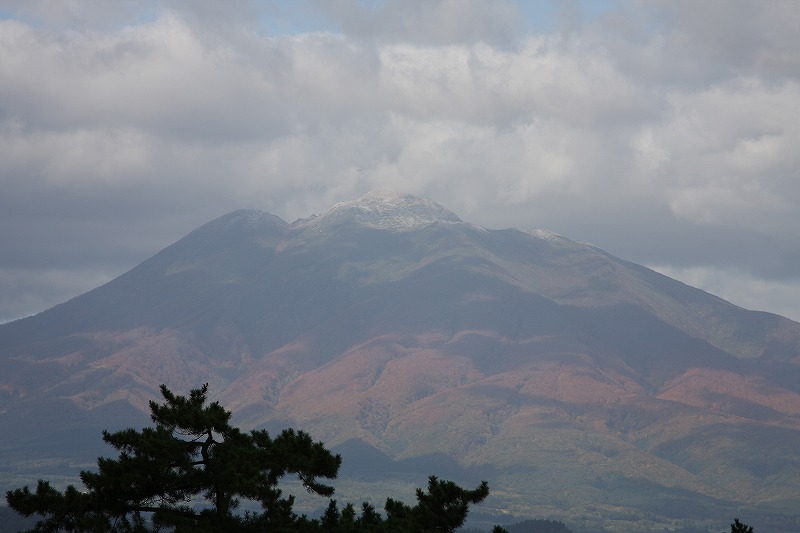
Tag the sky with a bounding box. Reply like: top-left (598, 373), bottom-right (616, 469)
top-left (1, 0), bottom-right (800, 323)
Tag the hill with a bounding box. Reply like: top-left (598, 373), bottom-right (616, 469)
top-left (3, 192), bottom-right (800, 532)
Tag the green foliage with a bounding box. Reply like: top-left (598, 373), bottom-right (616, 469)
top-left (315, 476), bottom-right (491, 532)
top-left (382, 476), bottom-right (490, 532)
top-left (729, 518), bottom-right (754, 533)
top-left (7, 384), bottom-right (340, 532)
top-left (6, 383), bottom-right (496, 532)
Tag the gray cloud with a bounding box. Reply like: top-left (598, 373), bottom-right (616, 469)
top-left (1, 0), bottom-right (799, 322)
top-left (654, 0), bottom-right (800, 82)
top-left (314, 0), bottom-right (523, 47)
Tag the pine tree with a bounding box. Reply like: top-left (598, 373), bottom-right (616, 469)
top-left (7, 384), bottom-right (340, 532)
top-left (729, 518), bottom-right (754, 533)
top-left (7, 383), bottom-right (500, 532)
top-left (383, 476), bottom-right (490, 532)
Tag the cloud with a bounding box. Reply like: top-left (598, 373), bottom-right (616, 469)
top-left (592, 0), bottom-right (800, 87)
top-left (315, 0), bottom-right (523, 47)
top-left (650, 0), bottom-right (800, 82)
top-left (654, 81), bottom-right (800, 231)
top-left (1, 0), bottom-right (799, 323)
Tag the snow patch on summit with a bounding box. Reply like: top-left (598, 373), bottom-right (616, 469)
top-left (523, 228), bottom-right (585, 248)
top-left (296, 191), bottom-right (462, 232)
top-left (225, 209), bottom-right (287, 228)
top-left (524, 229), bottom-right (565, 242)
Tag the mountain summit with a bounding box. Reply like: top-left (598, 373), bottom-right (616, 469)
top-left (297, 191), bottom-right (462, 232)
top-left (2, 193), bottom-right (800, 532)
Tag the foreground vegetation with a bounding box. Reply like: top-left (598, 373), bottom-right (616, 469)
top-left (4, 384), bottom-right (759, 533)
top-left (5, 384), bottom-right (504, 532)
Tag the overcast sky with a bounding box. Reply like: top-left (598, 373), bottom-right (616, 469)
top-left (1, 0), bottom-right (800, 323)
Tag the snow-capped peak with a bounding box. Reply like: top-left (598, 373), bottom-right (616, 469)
top-left (296, 191), bottom-right (462, 232)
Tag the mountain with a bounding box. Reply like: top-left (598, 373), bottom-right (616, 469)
top-left (3, 191), bottom-right (800, 532)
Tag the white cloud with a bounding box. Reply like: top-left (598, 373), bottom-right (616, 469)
top-left (646, 80), bottom-right (800, 234)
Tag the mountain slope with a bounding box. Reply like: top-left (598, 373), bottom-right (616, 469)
top-left (2, 192), bottom-right (800, 532)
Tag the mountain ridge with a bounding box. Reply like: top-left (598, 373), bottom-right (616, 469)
top-left (3, 192), bottom-right (800, 532)
top-left (294, 191), bottom-right (463, 233)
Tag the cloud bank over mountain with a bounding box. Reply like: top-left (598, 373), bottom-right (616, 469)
top-left (1, 0), bottom-right (799, 322)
